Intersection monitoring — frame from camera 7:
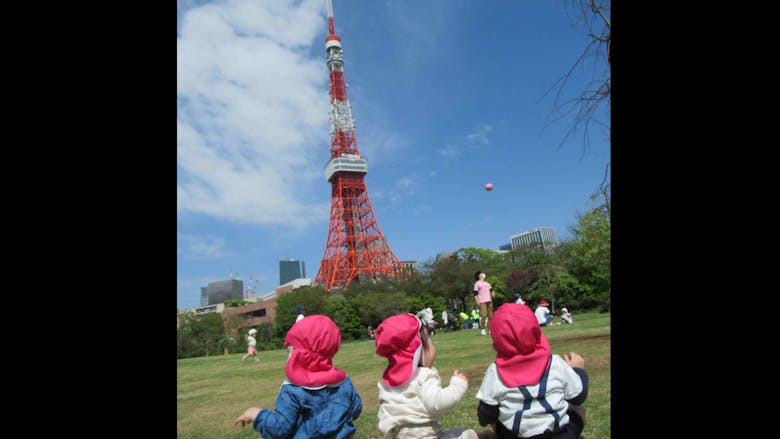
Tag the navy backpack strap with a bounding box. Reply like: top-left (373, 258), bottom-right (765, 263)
top-left (512, 355), bottom-right (560, 435)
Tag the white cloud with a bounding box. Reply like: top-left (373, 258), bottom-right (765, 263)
top-left (438, 145), bottom-right (461, 157)
top-left (413, 204), bottom-right (431, 215)
top-left (178, 233), bottom-right (231, 259)
top-left (384, 175), bottom-right (417, 204)
top-left (465, 124), bottom-right (493, 145)
top-left (397, 176), bottom-right (415, 192)
top-left (177, 0), bottom-right (332, 227)
top-left (437, 125), bottom-right (492, 158)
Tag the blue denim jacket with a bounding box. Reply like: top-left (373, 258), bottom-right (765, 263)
top-left (253, 376), bottom-right (362, 439)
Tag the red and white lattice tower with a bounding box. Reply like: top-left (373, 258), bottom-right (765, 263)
top-left (315, 0), bottom-right (406, 291)
top-left (244, 276), bottom-right (257, 300)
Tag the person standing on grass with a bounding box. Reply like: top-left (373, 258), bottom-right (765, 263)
top-left (234, 315), bottom-right (363, 438)
top-left (476, 303), bottom-right (588, 438)
top-left (474, 271), bottom-right (495, 336)
top-left (241, 328), bottom-right (259, 363)
top-left (374, 313), bottom-right (494, 439)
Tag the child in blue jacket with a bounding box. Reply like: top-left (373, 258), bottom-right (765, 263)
top-left (234, 315), bottom-right (363, 438)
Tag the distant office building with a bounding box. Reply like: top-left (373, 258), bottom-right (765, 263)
top-left (200, 286), bottom-right (208, 306)
top-left (193, 303), bottom-right (225, 315)
top-left (202, 279), bottom-right (244, 305)
top-left (508, 227), bottom-right (559, 252)
top-left (223, 278), bottom-right (312, 332)
top-left (498, 244), bottom-right (512, 252)
top-left (280, 259), bottom-right (306, 285)
top-left (401, 260), bottom-right (418, 273)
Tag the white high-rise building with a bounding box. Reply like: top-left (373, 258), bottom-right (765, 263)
top-left (508, 227), bottom-right (559, 252)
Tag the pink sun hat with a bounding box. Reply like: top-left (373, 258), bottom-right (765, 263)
top-left (489, 303), bottom-right (551, 387)
top-left (284, 314), bottom-right (347, 388)
top-left (375, 313), bottom-right (423, 387)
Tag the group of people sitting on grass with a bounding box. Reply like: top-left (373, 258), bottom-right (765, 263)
top-left (534, 300), bottom-right (573, 327)
top-left (234, 302), bottom-right (589, 439)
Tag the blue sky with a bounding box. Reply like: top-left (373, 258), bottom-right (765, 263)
top-left (177, 0), bottom-right (610, 310)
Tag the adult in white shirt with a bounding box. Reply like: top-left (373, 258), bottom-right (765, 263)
top-left (534, 300), bottom-right (552, 326)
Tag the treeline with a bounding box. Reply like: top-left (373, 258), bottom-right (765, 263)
top-left (177, 188), bottom-right (610, 359)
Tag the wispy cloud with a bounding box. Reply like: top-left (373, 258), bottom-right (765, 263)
top-left (413, 204), bottom-right (432, 215)
top-left (178, 233), bottom-right (231, 259)
top-left (438, 145), bottom-right (461, 157)
top-left (438, 124), bottom-right (493, 157)
top-left (465, 124), bottom-right (493, 145)
top-left (387, 176), bottom-right (417, 203)
top-left (177, 0), bottom-right (331, 227)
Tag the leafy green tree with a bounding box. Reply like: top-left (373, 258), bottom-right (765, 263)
top-left (504, 244), bottom-right (583, 313)
top-left (344, 287), bottom-right (407, 328)
top-left (223, 311), bottom-right (249, 337)
top-left (274, 285), bottom-right (328, 336)
top-left (504, 270), bottom-right (530, 297)
top-left (404, 293), bottom-right (445, 318)
top-left (254, 322), bottom-right (283, 350)
top-left (176, 312), bottom-right (225, 358)
top-left (422, 255), bottom-right (474, 313)
top-left (453, 247), bottom-right (495, 263)
top-left (452, 247), bottom-right (512, 284)
top-left (561, 192), bottom-right (611, 310)
top-left (485, 274), bottom-right (507, 306)
top-left (324, 294), bottom-right (364, 340)
top-left (224, 299), bottom-right (251, 308)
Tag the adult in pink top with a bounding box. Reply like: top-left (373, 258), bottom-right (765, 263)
top-left (473, 272), bottom-right (495, 335)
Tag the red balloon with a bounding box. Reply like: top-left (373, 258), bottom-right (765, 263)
top-left (485, 183), bottom-right (493, 191)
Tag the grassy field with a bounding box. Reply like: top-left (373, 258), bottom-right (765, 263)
top-left (178, 310), bottom-right (610, 438)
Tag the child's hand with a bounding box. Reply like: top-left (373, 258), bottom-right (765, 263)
top-left (452, 369), bottom-right (468, 383)
top-left (234, 407), bottom-right (261, 427)
top-left (563, 352), bottom-right (585, 369)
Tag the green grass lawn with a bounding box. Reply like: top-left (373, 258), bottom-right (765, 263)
top-left (177, 310), bottom-right (610, 438)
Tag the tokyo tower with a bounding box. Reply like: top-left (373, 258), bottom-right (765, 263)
top-left (315, 0), bottom-right (406, 291)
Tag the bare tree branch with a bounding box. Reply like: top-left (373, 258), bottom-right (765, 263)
top-left (589, 0), bottom-right (611, 29)
top-left (544, 0), bottom-right (611, 152)
top-left (599, 162), bottom-right (610, 220)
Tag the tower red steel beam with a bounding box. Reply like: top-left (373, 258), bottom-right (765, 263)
top-left (315, 0), bottom-right (406, 291)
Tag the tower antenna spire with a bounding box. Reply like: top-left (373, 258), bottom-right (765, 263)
top-left (326, 0), bottom-right (335, 35)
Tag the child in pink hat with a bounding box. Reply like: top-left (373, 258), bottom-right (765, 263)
top-left (374, 313), bottom-right (492, 439)
top-left (476, 303), bottom-right (588, 438)
top-left (234, 315), bottom-right (363, 438)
